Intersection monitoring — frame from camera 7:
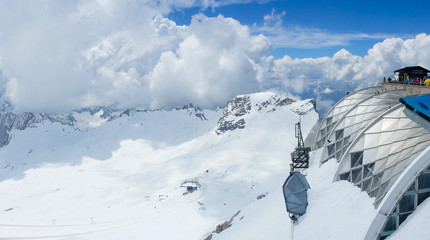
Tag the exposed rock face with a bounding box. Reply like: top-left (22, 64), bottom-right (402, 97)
top-left (290, 99), bottom-right (316, 115)
top-left (215, 96), bottom-right (251, 135)
top-left (0, 104), bottom-right (209, 149)
top-left (215, 94), bottom-right (298, 135)
top-left (0, 105), bottom-right (122, 148)
top-left (180, 104), bottom-right (207, 121)
top-left (0, 125), bottom-right (9, 148)
top-left (216, 118), bottom-right (246, 135)
top-left (204, 211), bottom-right (241, 240)
top-left (0, 112), bottom-right (76, 148)
top-left (77, 107), bottom-right (116, 120)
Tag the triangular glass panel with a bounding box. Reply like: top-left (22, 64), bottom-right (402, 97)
top-left (363, 163), bottom-right (375, 179)
top-left (379, 132), bottom-right (396, 145)
top-left (371, 173), bottom-right (384, 190)
top-left (352, 168), bottom-right (363, 184)
top-left (397, 118), bottom-right (414, 130)
top-left (391, 161), bottom-right (409, 179)
top-left (368, 120), bottom-right (383, 133)
top-left (363, 148), bottom-right (378, 165)
top-left (385, 108), bottom-right (402, 118)
top-left (343, 117), bottom-right (354, 128)
top-left (364, 134), bottom-right (380, 149)
top-left (390, 142), bottom-right (404, 155)
top-left (350, 151), bottom-right (363, 168)
top-left (338, 158), bottom-right (352, 173)
top-left (376, 144), bottom-right (391, 160)
top-left (381, 166), bottom-right (395, 183)
top-left (377, 181), bottom-right (390, 199)
top-left (373, 159), bottom-right (387, 175)
top-left (381, 119), bottom-right (399, 132)
top-left (361, 178), bottom-right (372, 192)
top-left (386, 153), bottom-right (400, 169)
top-left (342, 136), bottom-right (351, 147)
top-left (356, 105), bottom-right (369, 115)
top-left (327, 144), bottom-right (335, 155)
top-left (335, 129), bottom-right (344, 141)
top-left (359, 119), bottom-right (372, 130)
top-left (326, 116), bottom-right (333, 125)
top-left (339, 172), bottom-right (351, 181)
top-left (349, 137), bottom-right (364, 152)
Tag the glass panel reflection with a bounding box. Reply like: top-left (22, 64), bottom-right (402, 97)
top-left (335, 129), bottom-right (344, 140)
top-left (371, 173), bottom-right (383, 190)
top-left (418, 173), bottom-right (430, 190)
top-left (340, 172), bottom-right (350, 181)
top-left (418, 191), bottom-right (430, 205)
top-left (362, 178), bottom-right (372, 192)
top-left (327, 144), bottom-right (335, 155)
top-left (399, 212), bottom-right (412, 225)
top-left (363, 163), bottom-right (375, 179)
top-left (382, 215), bottom-right (396, 233)
top-left (399, 194), bottom-right (415, 213)
top-left (352, 168), bottom-right (362, 184)
top-left (351, 151), bottom-right (363, 168)
top-left (407, 181), bottom-right (416, 193)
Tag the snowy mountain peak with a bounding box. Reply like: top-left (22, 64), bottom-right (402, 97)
top-left (216, 92), bottom-right (309, 135)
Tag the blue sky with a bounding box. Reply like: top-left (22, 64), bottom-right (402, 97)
top-left (169, 0), bottom-right (430, 58)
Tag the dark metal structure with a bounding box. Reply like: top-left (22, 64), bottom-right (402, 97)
top-left (284, 122), bottom-right (312, 239)
top-left (290, 122), bottom-right (311, 171)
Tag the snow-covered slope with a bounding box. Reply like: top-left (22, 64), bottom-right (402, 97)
top-left (212, 150), bottom-right (376, 240)
top-left (0, 91), bottom-right (338, 239)
top-left (389, 199), bottom-right (430, 239)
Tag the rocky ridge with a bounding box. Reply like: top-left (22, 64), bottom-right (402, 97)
top-left (215, 93), bottom-right (312, 135)
top-left (0, 104), bottom-right (209, 149)
top-left (0, 92), bottom-right (315, 149)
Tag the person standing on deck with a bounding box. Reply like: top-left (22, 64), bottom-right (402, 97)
top-left (425, 77), bottom-right (430, 86)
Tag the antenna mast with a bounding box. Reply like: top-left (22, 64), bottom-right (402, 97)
top-left (290, 121), bottom-right (310, 173)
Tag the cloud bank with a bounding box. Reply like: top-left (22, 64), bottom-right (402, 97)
top-left (0, 1), bottom-right (429, 113)
top-left (268, 34), bottom-right (430, 94)
top-left (0, 1), bottom-right (271, 112)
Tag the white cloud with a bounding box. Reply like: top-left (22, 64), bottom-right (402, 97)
top-left (144, 0), bottom-right (276, 12)
top-left (263, 9), bottom-right (285, 28)
top-left (148, 14), bottom-right (271, 108)
top-left (0, 1), bottom-right (429, 113)
top-left (0, 0), bottom-right (162, 112)
top-left (262, 27), bottom-right (399, 49)
top-left (253, 9), bottom-right (406, 49)
top-left (264, 34), bottom-right (430, 95)
top-left (0, 1), bottom-right (272, 112)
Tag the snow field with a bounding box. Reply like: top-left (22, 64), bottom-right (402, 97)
top-left (0, 92), bottom-right (380, 239)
